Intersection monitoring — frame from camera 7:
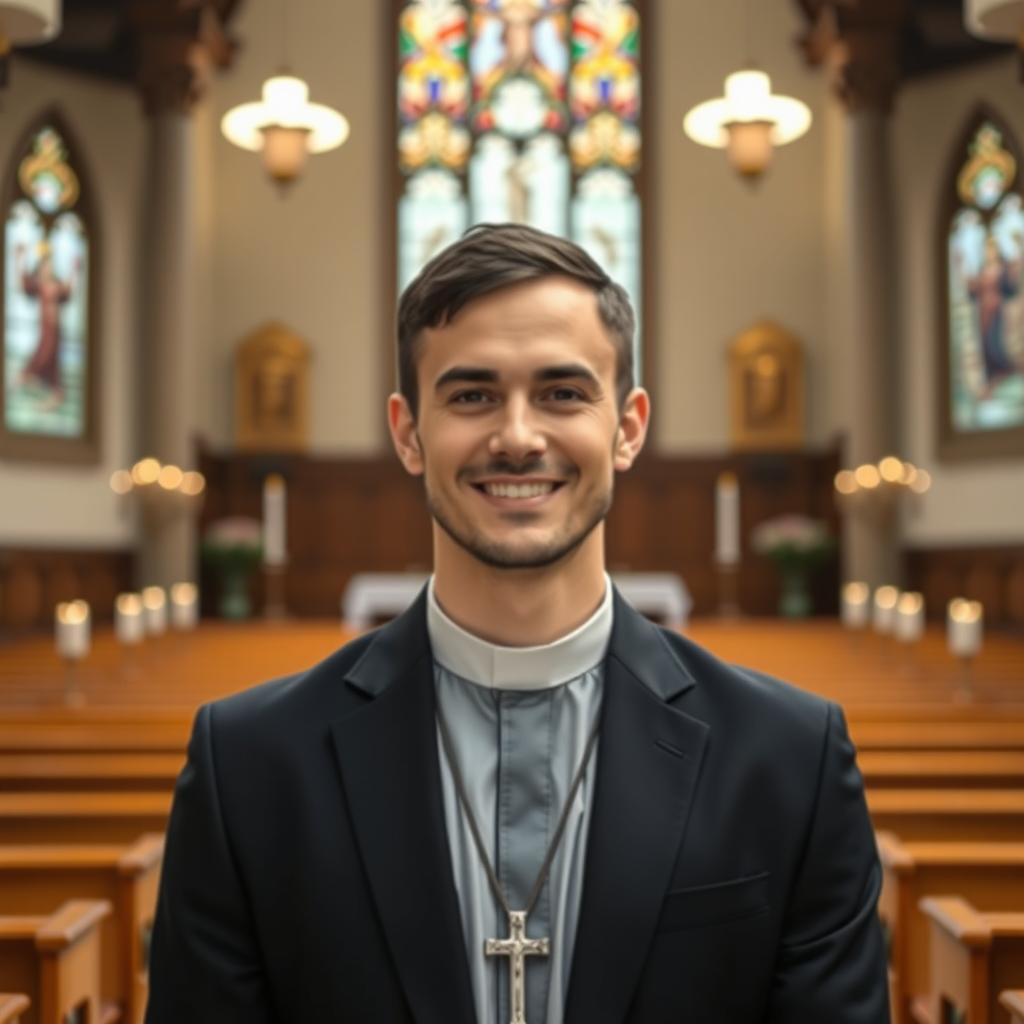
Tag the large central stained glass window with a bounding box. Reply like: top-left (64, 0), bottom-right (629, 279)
top-left (396, 0), bottom-right (644, 375)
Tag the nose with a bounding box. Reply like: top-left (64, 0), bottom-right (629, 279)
top-left (488, 393), bottom-right (547, 463)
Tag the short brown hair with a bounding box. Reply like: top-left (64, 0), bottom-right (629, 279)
top-left (396, 223), bottom-right (635, 416)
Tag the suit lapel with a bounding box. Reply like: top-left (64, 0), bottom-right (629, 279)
top-left (329, 594), bottom-right (476, 1024)
top-left (565, 596), bottom-right (710, 1024)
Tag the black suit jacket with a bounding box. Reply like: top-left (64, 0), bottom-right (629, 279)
top-left (146, 591), bottom-right (889, 1023)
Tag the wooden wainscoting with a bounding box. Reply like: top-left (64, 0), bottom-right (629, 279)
top-left (197, 441), bottom-right (842, 619)
top-left (0, 548), bottom-right (134, 634)
top-left (905, 545), bottom-right (1024, 629)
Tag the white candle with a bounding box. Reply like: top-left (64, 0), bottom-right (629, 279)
top-left (872, 586), bottom-right (899, 634)
top-left (841, 582), bottom-right (870, 629)
top-left (55, 600), bottom-right (91, 660)
top-left (170, 582), bottom-right (199, 630)
top-left (142, 586), bottom-right (168, 635)
top-left (263, 474), bottom-right (287, 567)
top-left (947, 598), bottom-right (983, 658)
top-left (114, 593), bottom-right (145, 645)
top-left (715, 472), bottom-right (740, 566)
top-left (895, 592), bottom-right (925, 643)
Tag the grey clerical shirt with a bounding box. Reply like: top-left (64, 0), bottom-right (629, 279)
top-left (427, 578), bottom-right (611, 1024)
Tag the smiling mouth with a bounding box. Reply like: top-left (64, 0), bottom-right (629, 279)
top-left (472, 481), bottom-right (565, 500)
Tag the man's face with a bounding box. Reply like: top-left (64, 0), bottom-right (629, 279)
top-left (389, 276), bottom-right (648, 570)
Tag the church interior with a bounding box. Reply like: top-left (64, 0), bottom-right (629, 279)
top-left (1, 0), bottom-right (1024, 1020)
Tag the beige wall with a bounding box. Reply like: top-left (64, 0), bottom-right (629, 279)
top-left (654, 0), bottom-right (831, 451)
top-left (894, 54), bottom-right (1024, 545)
top-left (199, 0), bottom-right (386, 453)
top-left (0, 58), bottom-right (144, 546)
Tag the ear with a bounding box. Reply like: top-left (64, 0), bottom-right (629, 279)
top-left (614, 387), bottom-right (650, 472)
top-left (387, 393), bottom-right (424, 476)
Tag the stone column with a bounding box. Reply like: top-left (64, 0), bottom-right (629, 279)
top-left (802, 1), bottom-right (908, 587)
top-left (131, 5), bottom-right (233, 589)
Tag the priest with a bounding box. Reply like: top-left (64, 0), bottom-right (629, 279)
top-left (147, 223), bottom-right (889, 1023)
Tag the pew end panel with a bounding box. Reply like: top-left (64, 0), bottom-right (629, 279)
top-left (920, 897), bottom-right (1024, 1024)
top-left (878, 834), bottom-right (1024, 1024)
top-left (0, 994), bottom-right (29, 1024)
top-left (0, 900), bottom-right (110, 1024)
top-left (1001, 989), bottom-right (1024, 1024)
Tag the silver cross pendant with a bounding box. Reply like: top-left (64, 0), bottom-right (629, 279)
top-left (484, 909), bottom-right (550, 1024)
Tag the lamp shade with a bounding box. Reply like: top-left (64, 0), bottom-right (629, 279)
top-left (222, 74), bottom-right (349, 157)
top-left (965, 0), bottom-right (1024, 39)
top-left (0, 0), bottom-right (61, 46)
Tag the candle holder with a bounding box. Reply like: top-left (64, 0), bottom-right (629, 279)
top-left (55, 600), bottom-right (90, 706)
top-left (715, 562), bottom-right (740, 619)
top-left (947, 598), bottom-right (983, 702)
top-left (894, 592), bottom-right (925, 675)
top-left (955, 654), bottom-right (976, 703)
top-left (62, 657), bottom-right (87, 707)
top-left (263, 565), bottom-right (288, 620)
top-left (115, 592), bottom-right (146, 683)
top-left (840, 582), bottom-right (870, 653)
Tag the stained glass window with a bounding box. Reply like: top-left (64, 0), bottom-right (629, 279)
top-left (3, 121), bottom-right (91, 442)
top-left (396, 0), bottom-right (644, 377)
top-left (946, 118), bottom-right (1024, 437)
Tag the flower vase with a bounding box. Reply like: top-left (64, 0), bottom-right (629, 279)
top-left (219, 567), bottom-right (253, 620)
top-left (778, 566), bottom-right (813, 619)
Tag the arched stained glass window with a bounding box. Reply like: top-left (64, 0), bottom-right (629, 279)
top-left (941, 109), bottom-right (1024, 458)
top-left (1, 112), bottom-right (97, 461)
top-left (396, 0), bottom-right (645, 377)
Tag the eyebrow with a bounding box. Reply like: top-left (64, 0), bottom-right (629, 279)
top-left (434, 363), bottom-right (602, 392)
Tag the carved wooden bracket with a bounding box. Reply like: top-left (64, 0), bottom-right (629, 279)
top-left (794, 0), bottom-right (910, 114)
top-left (129, 0), bottom-right (240, 115)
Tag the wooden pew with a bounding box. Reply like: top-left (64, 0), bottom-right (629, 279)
top-left (860, 751), bottom-right (1024, 789)
top-left (0, 793), bottom-right (170, 845)
top-left (919, 896), bottom-right (1024, 1024)
top-left (0, 996), bottom-right (29, 1024)
top-left (0, 754), bottom-right (183, 793)
top-left (852, 721), bottom-right (1024, 752)
top-left (0, 900), bottom-right (110, 1024)
top-left (1001, 990), bottom-right (1024, 1024)
top-left (0, 721), bottom-right (189, 755)
top-left (0, 835), bottom-right (163, 1024)
top-left (867, 790), bottom-right (1024, 842)
top-left (876, 832), bottom-right (1024, 1024)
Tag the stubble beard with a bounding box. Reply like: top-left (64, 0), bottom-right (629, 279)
top-left (425, 476), bottom-right (613, 571)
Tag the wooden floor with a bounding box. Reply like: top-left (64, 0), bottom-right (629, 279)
top-left (0, 617), bottom-right (1021, 713)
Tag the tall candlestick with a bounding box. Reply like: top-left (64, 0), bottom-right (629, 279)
top-left (263, 474), bottom-right (287, 567)
top-left (115, 593), bottom-right (145, 645)
top-left (170, 582), bottom-right (199, 630)
top-left (947, 598), bottom-right (983, 658)
top-left (894, 592), bottom-right (925, 643)
top-left (55, 600), bottom-right (91, 660)
top-left (142, 586), bottom-right (168, 635)
top-left (715, 472), bottom-right (740, 567)
top-left (841, 582), bottom-right (870, 629)
top-left (872, 586), bottom-right (898, 634)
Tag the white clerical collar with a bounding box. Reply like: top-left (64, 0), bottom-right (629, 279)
top-left (426, 575), bottom-right (613, 691)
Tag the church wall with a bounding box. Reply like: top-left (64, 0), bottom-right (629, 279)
top-left (0, 58), bottom-right (144, 546)
top-left (894, 54), bottom-right (1024, 545)
top-left (199, 0), bottom-right (386, 454)
top-left (654, 0), bottom-right (832, 453)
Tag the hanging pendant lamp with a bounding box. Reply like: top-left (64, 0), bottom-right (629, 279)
top-left (965, 0), bottom-right (1024, 44)
top-left (0, 0), bottom-right (60, 47)
top-left (221, 72), bottom-right (349, 188)
top-left (683, 67), bottom-right (812, 181)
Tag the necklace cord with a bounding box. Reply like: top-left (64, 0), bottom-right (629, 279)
top-left (436, 706), bottom-right (601, 920)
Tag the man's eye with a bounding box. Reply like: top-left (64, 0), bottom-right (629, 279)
top-left (451, 390), bottom-right (492, 404)
top-left (546, 387), bottom-right (584, 402)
